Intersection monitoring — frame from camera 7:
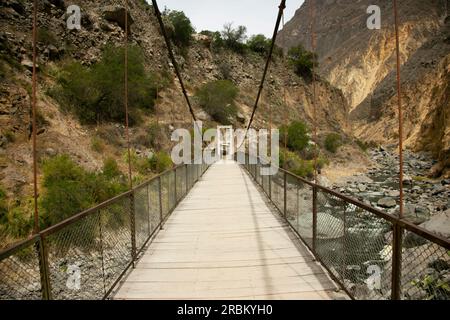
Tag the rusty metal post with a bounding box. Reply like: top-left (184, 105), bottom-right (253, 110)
top-left (130, 192), bottom-right (137, 267)
top-left (269, 171), bottom-right (272, 200)
top-left (283, 171), bottom-right (287, 219)
top-left (174, 168), bottom-right (177, 203)
top-left (37, 236), bottom-right (52, 300)
top-left (158, 176), bottom-right (163, 230)
top-left (185, 164), bottom-right (189, 193)
top-left (312, 185), bottom-right (318, 254)
top-left (341, 203), bottom-right (347, 282)
top-left (391, 223), bottom-right (403, 300)
top-left (146, 184), bottom-right (151, 235)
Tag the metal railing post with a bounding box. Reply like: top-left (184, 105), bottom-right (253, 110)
top-left (312, 185), bottom-right (318, 255)
top-left (186, 164), bottom-right (189, 191)
top-left (37, 235), bottom-right (51, 300)
top-left (174, 168), bottom-right (177, 203)
top-left (130, 192), bottom-right (137, 266)
top-left (269, 171), bottom-right (272, 200)
top-left (391, 223), bottom-right (403, 300)
top-left (158, 176), bottom-right (163, 230)
top-left (146, 184), bottom-right (151, 235)
top-left (283, 171), bottom-right (287, 219)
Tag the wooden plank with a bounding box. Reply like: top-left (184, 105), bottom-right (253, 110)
top-left (114, 161), bottom-right (348, 300)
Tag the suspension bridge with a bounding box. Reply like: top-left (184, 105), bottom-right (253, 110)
top-left (0, 0), bottom-right (449, 301)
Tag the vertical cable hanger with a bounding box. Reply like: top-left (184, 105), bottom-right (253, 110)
top-left (393, 0), bottom-right (404, 218)
top-left (32, 0), bottom-right (39, 234)
top-left (124, 0), bottom-right (133, 189)
top-left (282, 12), bottom-right (288, 169)
top-left (309, 0), bottom-right (318, 183)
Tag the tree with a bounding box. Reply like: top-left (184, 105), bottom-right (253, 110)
top-left (196, 80), bottom-right (239, 124)
top-left (280, 120), bottom-right (310, 152)
top-left (165, 10), bottom-right (195, 47)
top-left (287, 44), bottom-right (318, 80)
top-left (221, 23), bottom-right (247, 53)
top-left (247, 34), bottom-right (271, 55)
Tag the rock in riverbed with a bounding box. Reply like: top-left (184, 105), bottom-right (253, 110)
top-left (377, 197), bottom-right (397, 208)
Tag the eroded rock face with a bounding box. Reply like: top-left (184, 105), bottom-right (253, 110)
top-left (279, 0), bottom-right (450, 176)
top-left (102, 6), bottom-right (134, 32)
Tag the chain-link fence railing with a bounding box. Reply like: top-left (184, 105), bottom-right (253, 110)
top-left (238, 152), bottom-right (450, 300)
top-left (0, 164), bottom-right (209, 300)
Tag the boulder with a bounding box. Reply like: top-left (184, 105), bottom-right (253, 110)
top-left (357, 183), bottom-right (367, 192)
top-left (419, 209), bottom-right (450, 239)
top-left (377, 197), bottom-right (397, 208)
top-left (296, 210), bottom-right (344, 240)
top-left (102, 6), bottom-right (134, 32)
top-left (403, 204), bottom-right (430, 225)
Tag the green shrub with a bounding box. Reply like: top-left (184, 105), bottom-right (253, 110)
top-left (41, 155), bottom-right (96, 226)
top-left (279, 150), bottom-right (314, 178)
top-left (247, 34), bottom-right (271, 55)
top-left (91, 136), bottom-right (105, 153)
top-left (38, 28), bottom-right (58, 46)
top-left (149, 151), bottom-right (172, 173)
top-left (325, 133), bottom-right (342, 153)
top-left (164, 10), bottom-right (195, 47)
top-left (280, 121), bottom-right (310, 152)
top-left (40, 155), bottom-right (127, 227)
top-left (3, 204), bottom-right (34, 239)
top-left (247, 34), bottom-right (283, 57)
top-left (196, 80), bottom-right (238, 124)
top-left (144, 122), bottom-right (168, 150)
top-left (50, 45), bottom-right (158, 124)
top-left (102, 157), bottom-right (122, 180)
top-left (288, 44), bottom-right (318, 80)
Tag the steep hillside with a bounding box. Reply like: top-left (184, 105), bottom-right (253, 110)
top-left (278, 0), bottom-right (449, 176)
top-left (0, 0), bottom-right (352, 245)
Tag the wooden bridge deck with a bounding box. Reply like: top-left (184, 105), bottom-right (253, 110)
top-left (114, 160), bottom-right (348, 300)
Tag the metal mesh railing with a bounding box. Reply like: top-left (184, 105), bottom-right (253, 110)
top-left (0, 164), bottom-right (209, 300)
top-left (0, 237), bottom-right (42, 300)
top-left (239, 153), bottom-right (450, 300)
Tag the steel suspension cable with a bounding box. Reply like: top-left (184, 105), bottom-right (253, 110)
top-left (151, 0), bottom-right (199, 133)
top-left (32, 0), bottom-right (39, 234)
top-left (238, 0), bottom-right (287, 150)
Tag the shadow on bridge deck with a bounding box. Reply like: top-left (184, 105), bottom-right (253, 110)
top-left (113, 160), bottom-right (349, 300)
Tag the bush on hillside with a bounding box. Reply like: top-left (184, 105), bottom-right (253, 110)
top-left (164, 9), bottom-right (195, 47)
top-left (288, 44), bottom-right (318, 80)
top-left (279, 120), bottom-right (310, 153)
top-left (50, 45), bottom-right (158, 124)
top-left (40, 155), bottom-right (127, 227)
top-left (196, 80), bottom-right (238, 124)
top-left (324, 133), bottom-right (342, 153)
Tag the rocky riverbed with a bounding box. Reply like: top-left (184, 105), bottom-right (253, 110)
top-left (330, 148), bottom-right (450, 235)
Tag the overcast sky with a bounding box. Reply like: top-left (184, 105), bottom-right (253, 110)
top-left (149, 0), bottom-right (305, 38)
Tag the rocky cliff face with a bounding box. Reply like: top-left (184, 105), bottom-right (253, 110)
top-left (278, 0), bottom-right (450, 176)
top-left (0, 0), bottom-right (350, 197)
